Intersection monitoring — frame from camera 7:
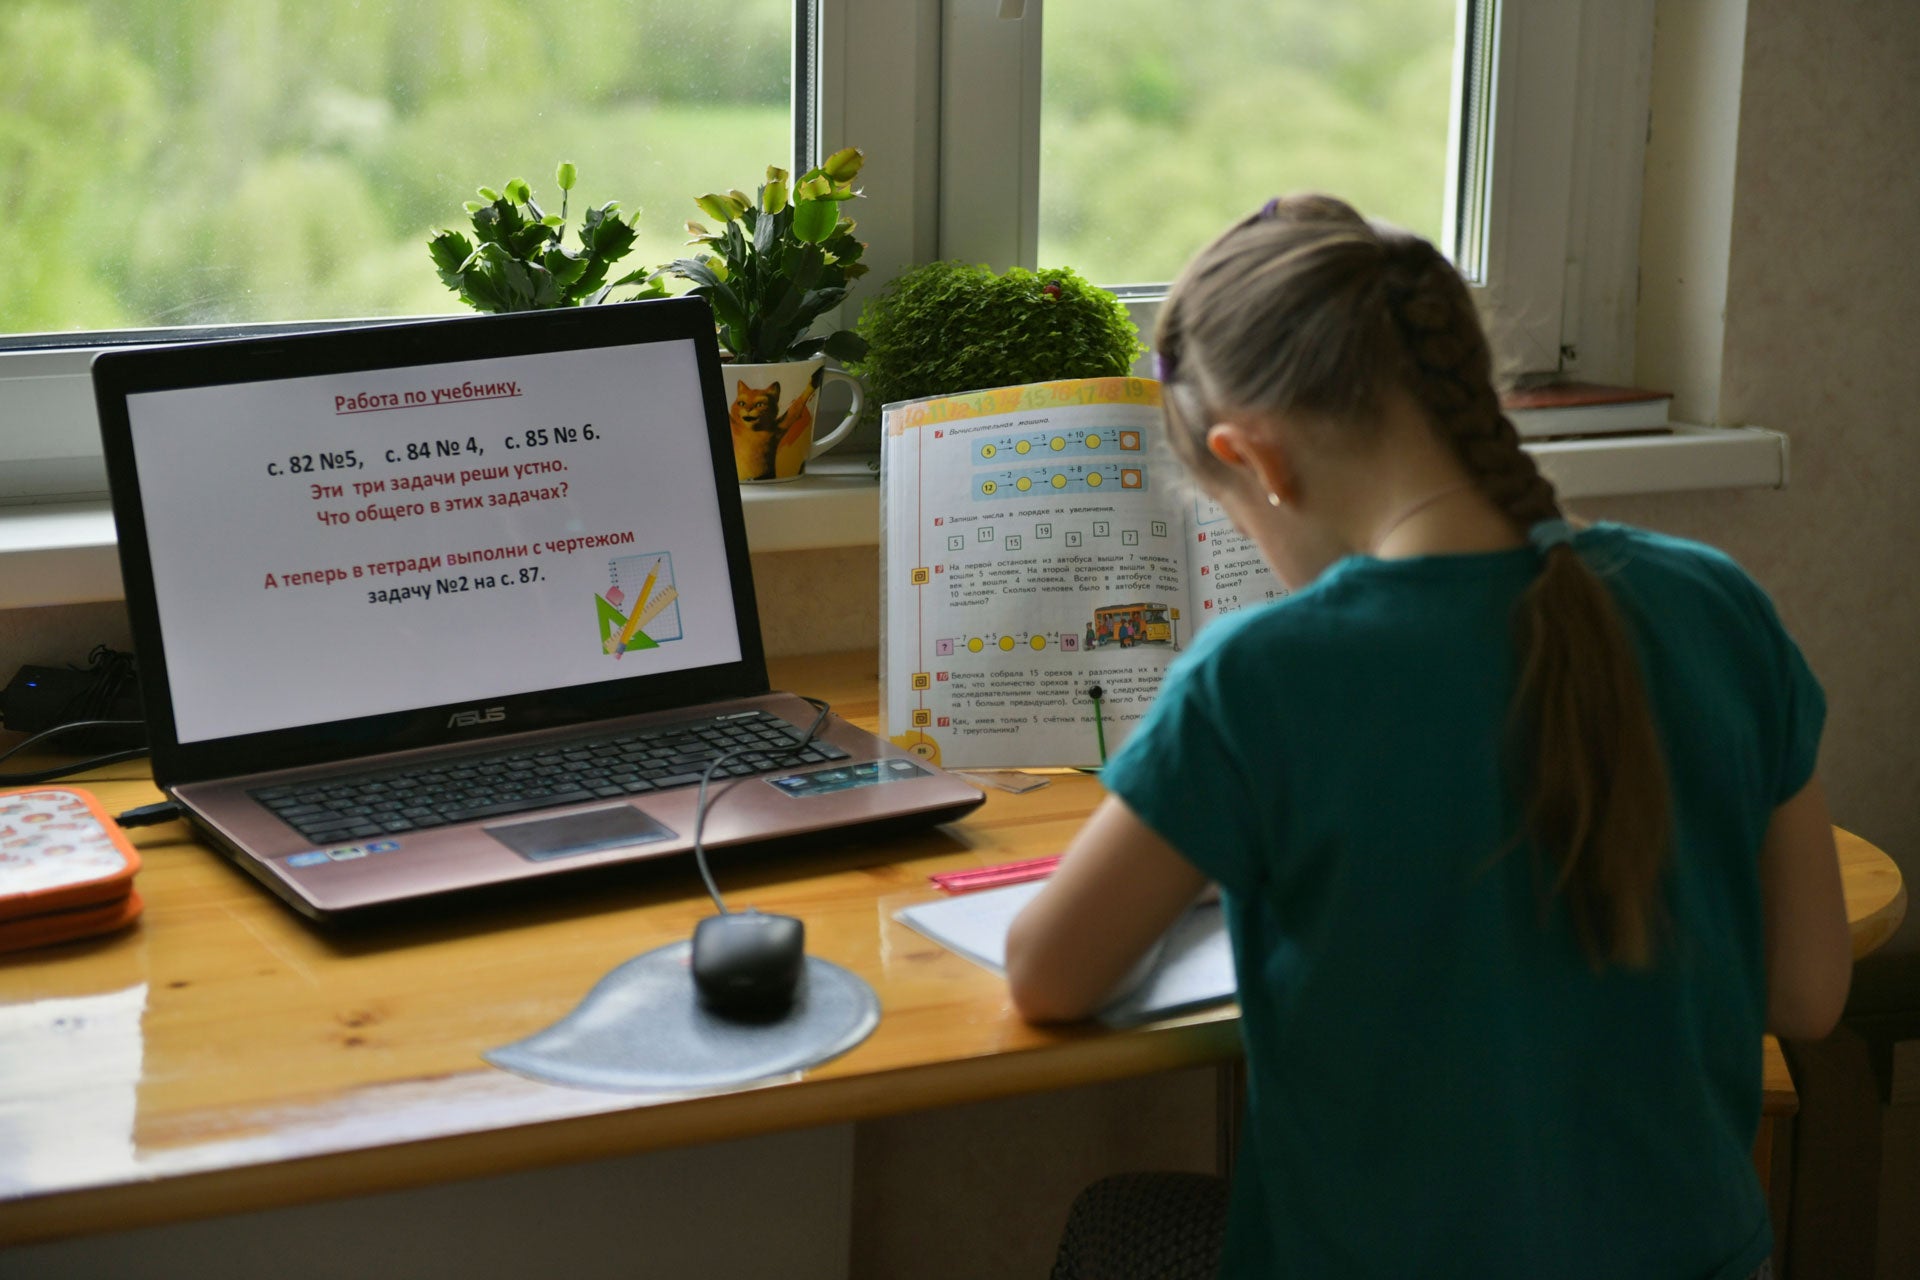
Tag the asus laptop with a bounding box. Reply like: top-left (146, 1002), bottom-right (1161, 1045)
top-left (92, 299), bottom-right (982, 921)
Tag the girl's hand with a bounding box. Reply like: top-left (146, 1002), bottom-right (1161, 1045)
top-left (1005, 795), bottom-right (1209, 1022)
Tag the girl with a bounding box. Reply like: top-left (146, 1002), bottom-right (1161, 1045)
top-left (1006, 195), bottom-right (1852, 1278)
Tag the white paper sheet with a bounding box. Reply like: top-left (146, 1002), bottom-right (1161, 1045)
top-left (895, 882), bottom-right (1237, 1028)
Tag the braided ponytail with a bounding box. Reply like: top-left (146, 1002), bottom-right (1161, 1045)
top-left (1379, 239), bottom-right (1558, 526)
top-left (1160, 196), bottom-right (1672, 967)
top-left (1376, 231), bottom-right (1671, 966)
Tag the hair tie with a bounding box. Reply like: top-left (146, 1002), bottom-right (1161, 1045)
top-left (1258, 196), bottom-right (1282, 220)
top-left (1152, 350), bottom-right (1176, 382)
top-left (1527, 518), bottom-right (1575, 556)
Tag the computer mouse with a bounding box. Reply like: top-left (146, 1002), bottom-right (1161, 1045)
top-left (691, 910), bottom-right (805, 1018)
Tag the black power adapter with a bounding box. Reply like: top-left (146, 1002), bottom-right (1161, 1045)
top-left (1, 648), bottom-right (146, 750)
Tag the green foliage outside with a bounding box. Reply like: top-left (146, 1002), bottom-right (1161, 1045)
top-left (0, 0), bottom-right (792, 333)
top-left (849, 262), bottom-right (1143, 420)
top-left (0, 0), bottom-right (1456, 337)
top-left (1039, 0), bottom-right (1455, 284)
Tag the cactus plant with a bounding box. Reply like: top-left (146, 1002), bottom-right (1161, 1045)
top-left (427, 162), bottom-right (656, 312)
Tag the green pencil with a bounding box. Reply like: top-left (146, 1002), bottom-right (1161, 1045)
top-left (1087, 684), bottom-right (1107, 765)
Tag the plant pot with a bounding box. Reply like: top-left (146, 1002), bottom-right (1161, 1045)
top-left (723, 357), bottom-right (863, 483)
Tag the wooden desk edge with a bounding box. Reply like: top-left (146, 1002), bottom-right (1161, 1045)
top-left (1, 658), bottom-right (1899, 1246)
top-left (1850, 880), bottom-right (1908, 960)
top-left (0, 1011), bottom-right (1242, 1248)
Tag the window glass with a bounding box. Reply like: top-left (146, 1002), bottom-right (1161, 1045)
top-left (1039, 0), bottom-right (1457, 287)
top-left (0, 0), bottom-right (792, 336)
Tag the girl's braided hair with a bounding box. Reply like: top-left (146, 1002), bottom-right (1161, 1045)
top-left (1158, 194), bottom-right (1671, 967)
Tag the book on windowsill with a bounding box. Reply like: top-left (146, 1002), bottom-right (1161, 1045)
top-left (1501, 382), bottom-right (1672, 439)
top-left (878, 377), bottom-right (1286, 771)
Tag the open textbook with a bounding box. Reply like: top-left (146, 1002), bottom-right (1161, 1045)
top-left (880, 377), bottom-right (1287, 769)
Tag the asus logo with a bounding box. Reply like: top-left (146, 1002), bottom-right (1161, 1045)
top-left (447, 706), bottom-right (506, 729)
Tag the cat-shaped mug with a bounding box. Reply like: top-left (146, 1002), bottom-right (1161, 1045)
top-left (726, 357), bottom-right (864, 483)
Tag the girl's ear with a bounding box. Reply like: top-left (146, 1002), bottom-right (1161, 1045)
top-left (1204, 422), bottom-right (1248, 468)
top-left (1207, 420), bottom-right (1301, 506)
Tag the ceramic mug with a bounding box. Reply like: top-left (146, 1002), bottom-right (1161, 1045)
top-left (724, 357), bottom-right (864, 483)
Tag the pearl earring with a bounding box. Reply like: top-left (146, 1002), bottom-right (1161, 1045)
top-left (1266, 492), bottom-right (1282, 507)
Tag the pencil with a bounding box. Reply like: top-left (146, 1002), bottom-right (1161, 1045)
top-left (930, 856), bottom-right (1061, 893)
top-left (608, 558), bottom-right (662, 655)
top-left (1089, 685), bottom-right (1107, 764)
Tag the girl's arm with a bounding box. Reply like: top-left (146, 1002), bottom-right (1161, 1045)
top-left (1760, 774), bottom-right (1852, 1040)
top-left (1006, 794), bottom-right (1210, 1023)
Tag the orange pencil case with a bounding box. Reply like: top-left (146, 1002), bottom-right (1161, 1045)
top-left (0, 787), bottom-right (143, 950)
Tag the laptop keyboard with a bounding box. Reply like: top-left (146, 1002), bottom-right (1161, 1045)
top-left (249, 710), bottom-right (851, 846)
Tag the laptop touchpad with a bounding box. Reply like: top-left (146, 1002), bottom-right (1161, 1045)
top-left (487, 806), bottom-right (675, 862)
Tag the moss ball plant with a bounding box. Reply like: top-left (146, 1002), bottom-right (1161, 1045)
top-left (849, 261), bottom-right (1143, 420)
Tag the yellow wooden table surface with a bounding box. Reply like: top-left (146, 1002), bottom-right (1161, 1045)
top-left (0, 652), bottom-right (1238, 1246)
top-left (0, 650), bottom-right (1904, 1245)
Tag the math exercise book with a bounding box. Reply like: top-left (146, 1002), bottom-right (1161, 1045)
top-left (881, 377), bottom-right (1286, 770)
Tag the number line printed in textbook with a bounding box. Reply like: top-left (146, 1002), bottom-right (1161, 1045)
top-left (879, 377), bottom-right (1287, 770)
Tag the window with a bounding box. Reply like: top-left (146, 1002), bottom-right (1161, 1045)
top-left (1, 0), bottom-right (1653, 506)
top-left (937, 0), bottom-right (1654, 381)
top-left (0, 0), bottom-right (803, 501)
top-left (1037, 0), bottom-right (1458, 289)
top-left (0, 0), bottom-right (796, 335)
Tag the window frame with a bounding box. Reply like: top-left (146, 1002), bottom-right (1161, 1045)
top-left (0, 0), bottom-right (1654, 506)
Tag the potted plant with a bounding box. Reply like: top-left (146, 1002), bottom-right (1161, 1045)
top-left (655, 148), bottom-right (870, 482)
top-left (427, 162), bottom-right (656, 312)
top-left (847, 260), bottom-right (1144, 424)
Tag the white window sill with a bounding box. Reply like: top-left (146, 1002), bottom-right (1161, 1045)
top-left (0, 426), bottom-right (1787, 611)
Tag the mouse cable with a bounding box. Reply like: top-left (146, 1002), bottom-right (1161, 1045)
top-left (0, 718), bottom-right (150, 786)
top-left (688, 696), bottom-right (832, 916)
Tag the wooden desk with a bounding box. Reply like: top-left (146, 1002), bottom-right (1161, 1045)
top-left (0, 650), bottom-right (1904, 1247)
top-left (0, 652), bottom-right (1235, 1247)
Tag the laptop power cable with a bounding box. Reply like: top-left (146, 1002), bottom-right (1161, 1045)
top-left (116, 801), bottom-right (185, 828)
top-left (0, 647), bottom-right (153, 788)
top-left (2, 647), bottom-right (145, 748)
top-left (0, 718), bottom-right (151, 788)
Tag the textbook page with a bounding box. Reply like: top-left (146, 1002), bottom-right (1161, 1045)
top-left (1186, 495), bottom-right (1289, 629)
top-left (880, 378), bottom-right (1193, 769)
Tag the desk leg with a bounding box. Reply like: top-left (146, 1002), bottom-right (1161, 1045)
top-left (1216, 1058), bottom-right (1245, 1179)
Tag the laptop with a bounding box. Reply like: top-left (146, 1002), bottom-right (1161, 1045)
top-left (91, 299), bottom-right (983, 921)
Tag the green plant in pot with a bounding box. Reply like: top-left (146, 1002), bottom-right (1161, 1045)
top-left (847, 260), bottom-right (1144, 424)
top-left (427, 162), bottom-right (656, 312)
top-left (656, 149), bottom-right (870, 482)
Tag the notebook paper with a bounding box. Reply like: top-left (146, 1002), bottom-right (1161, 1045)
top-left (895, 881), bottom-right (1236, 1028)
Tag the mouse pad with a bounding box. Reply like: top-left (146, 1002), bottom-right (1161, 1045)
top-left (484, 940), bottom-right (881, 1092)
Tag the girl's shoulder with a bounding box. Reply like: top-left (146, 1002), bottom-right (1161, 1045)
top-left (1577, 523), bottom-right (1792, 634)
top-left (1180, 522), bottom-right (1791, 671)
top-left (1580, 521), bottom-right (1741, 574)
top-left (1170, 565), bottom-right (1405, 696)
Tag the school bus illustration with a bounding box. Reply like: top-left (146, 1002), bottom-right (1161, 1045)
top-left (1090, 602), bottom-right (1178, 650)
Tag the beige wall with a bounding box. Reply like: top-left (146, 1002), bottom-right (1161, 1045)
top-left (1591, 0), bottom-right (1920, 953)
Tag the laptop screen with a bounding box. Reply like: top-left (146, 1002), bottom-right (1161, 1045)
top-left (117, 323), bottom-right (745, 746)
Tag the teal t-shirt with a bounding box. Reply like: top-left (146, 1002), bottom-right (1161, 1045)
top-left (1102, 524), bottom-right (1823, 1279)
